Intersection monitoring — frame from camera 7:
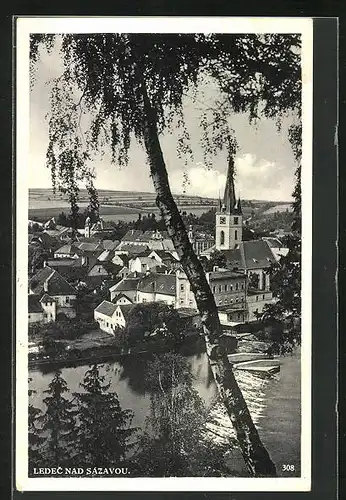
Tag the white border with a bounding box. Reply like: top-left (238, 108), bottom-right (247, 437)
top-left (16, 16), bottom-right (313, 492)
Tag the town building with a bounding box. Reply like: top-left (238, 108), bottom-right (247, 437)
top-left (136, 273), bottom-right (176, 305)
top-left (28, 266), bottom-right (77, 321)
top-left (187, 225), bottom-right (215, 255)
top-left (215, 158), bottom-right (243, 251)
top-left (94, 300), bottom-right (134, 333)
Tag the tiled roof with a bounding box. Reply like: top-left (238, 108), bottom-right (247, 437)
top-left (29, 267), bottom-right (77, 296)
top-left (113, 293), bottom-right (134, 304)
top-left (138, 273), bottom-right (176, 296)
top-left (241, 240), bottom-right (276, 269)
top-left (221, 240), bottom-right (275, 270)
top-left (262, 237), bottom-right (284, 248)
top-left (209, 269), bottom-right (246, 280)
top-left (102, 239), bottom-right (120, 251)
top-left (117, 244), bottom-right (149, 255)
top-left (54, 244), bottom-right (80, 255)
top-left (109, 277), bottom-right (141, 292)
top-left (94, 300), bottom-right (117, 317)
top-left (121, 230), bottom-right (145, 242)
top-left (76, 241), bottom-right (103, 252)
top-left (45, 258), bottom-right (79, 267)
top-left (28, 295), bottom-right (43, 313)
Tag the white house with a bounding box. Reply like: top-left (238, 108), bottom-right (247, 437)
top-left (136, 273), bottom-right (176, 305)
top-left (128, 256), bottom-right (158, 274)
top-left (94, 301), bottom-right (134, 334)
top-left (109, 276), bottom-right (141, 302)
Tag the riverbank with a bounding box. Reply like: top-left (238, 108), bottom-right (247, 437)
top-left (28, 329), bottom-right (204, 370)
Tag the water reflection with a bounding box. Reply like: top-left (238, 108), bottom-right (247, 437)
top-left (29, 349), bottom-right (301, 475)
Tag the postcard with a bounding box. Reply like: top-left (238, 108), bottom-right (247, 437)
top-left (16, 16), bottom-right (313, 492)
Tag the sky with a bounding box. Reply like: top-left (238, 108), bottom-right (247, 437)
top-left (29, 40), bottom-right (299, 202)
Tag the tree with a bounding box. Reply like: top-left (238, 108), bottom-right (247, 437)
top-left (248, 272), bottom-right (260, 290)
top-left (38, 371), bottom-right (78, 466)
top-left (204, 250), bottom-right (227, 272)
top-left (125, 302), bottom-right (184, 344)
top-left (28, 243), bottom-right (49, 273)
top-left (73, 364), bottom-right (136, 469)
top-left (133, 353), bottom-right (230, 477)
top-left (28, 379), bottom-right (45, 472)
top-left (31, 33), bottom-right (301, 476)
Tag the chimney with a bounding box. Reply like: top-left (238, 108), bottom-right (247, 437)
top-left (133, 271), bottom-right (137, 278)
top-left (213, 266), bottom-right (219, 272)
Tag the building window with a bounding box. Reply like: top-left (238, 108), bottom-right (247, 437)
top-left (263, 294), bottom-right (265, 300)
top-left (220, 230), bottom-right (225, 246)
top-left (219, 285), bottom-right (222, 293)
top-left (225, 284), bottom-right (228, 292)
top-left (230, 285), bottom-right (233, 291)
top-left (241, 283), bottom-right (244, 289)
top-left (180, 284), bottom-right (184, 291)
top-left (236, 283), bottom-right (239, 290)
top-left (256, 296), bottom-right (258, 301)
top-left (234, 217), bottom-right (238, 224)
top-left (212, 286), bottom-right (216, 293)
top-left (235, 230), bottom-right (238, 240)
top-left (180, 299), bottom-right (184, 305)
top-left (66, 297), bottom-right (70, 304)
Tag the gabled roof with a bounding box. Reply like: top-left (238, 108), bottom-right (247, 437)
top-left (241, 240), bottom-right (276, 270)
top-left (29, 266), bottom-right (77, 296)
top-left (102, 239), bottom-right (120, 251)
top-left (28, 295), bottom-right (43, 313)
top-left (54, 243), bottom-right (80, 255)
top-left (121, 229), bottom-right (145, 242)
top-left (109, 277), bottom-right (141, 292)
top-left (262, 237), bottom-right (284, 248)
top-left (94, 300), bottom-right (117, 317)
top-left (221, 240), bottom-right (275, 270)
top-left (40, 293), bottom-right (56, 303)
top-left (75, 241), bottom-right (103, 252)
top-left (138, 273), bottom-right (176, 296)
top-left (117, 244), bottom-right (149, 255)
top-left (112, 292), bottom-right (134, 304)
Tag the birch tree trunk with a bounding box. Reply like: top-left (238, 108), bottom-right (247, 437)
top-left (140, 84), bottom-right (277, 477)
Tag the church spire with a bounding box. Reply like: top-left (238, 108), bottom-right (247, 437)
top-left (222, 156), bottom-right (237, 214)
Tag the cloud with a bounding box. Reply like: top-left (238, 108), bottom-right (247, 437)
top-left (169, 165), bottom-right (226, 198)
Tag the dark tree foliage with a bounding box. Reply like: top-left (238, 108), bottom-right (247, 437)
top-left (248, 272), bottom-right (260, 290)
top-left (133, 353), bottom-right (230, 477)
top-left (125, 303), bottom-right (184, 344)
top-left (38, 371), bottom-right (78, 467)
top-left (73, 364), bottom-right (136, 469)
top-left (204, 250), bottom-right (227, 272)
top-left (28, 380), bottom-right (45, 472)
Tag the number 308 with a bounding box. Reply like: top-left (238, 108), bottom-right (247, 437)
top-left (282, 464), bottom-right (295, 471)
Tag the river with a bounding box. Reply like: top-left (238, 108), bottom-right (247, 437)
top-left (29, 349), bottom-right (301, 477)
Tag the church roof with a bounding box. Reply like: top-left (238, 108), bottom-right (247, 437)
top-left (221, 240), bottom-right (276, 270)
top-left (221, 157), bottom-right (242, 215)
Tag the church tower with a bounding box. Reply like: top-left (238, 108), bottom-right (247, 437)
top-left (215, 158), bottom-right (243, 250)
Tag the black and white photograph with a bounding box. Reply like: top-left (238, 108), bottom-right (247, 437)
top-left (15, 17), bottom-right (313, 492)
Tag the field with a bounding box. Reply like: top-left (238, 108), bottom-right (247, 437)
top-left (28, 188), bottom-right (290, 224)
top-left (262, 204), bottom-right (293, 215)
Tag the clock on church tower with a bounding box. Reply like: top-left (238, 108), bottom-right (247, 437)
top-left (219, 216), bottom-right (226, 224)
